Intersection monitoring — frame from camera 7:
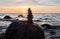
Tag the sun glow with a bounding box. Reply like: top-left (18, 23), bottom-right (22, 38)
top-left (23, 10), bottom-right (25, 13)
top-left (23, 9), bottom-right (27, 14)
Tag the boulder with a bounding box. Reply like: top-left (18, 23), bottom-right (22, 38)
top-left (5, 21), bottom-right (45, 39)
top-left (4, 16), bottom-right (12, 19)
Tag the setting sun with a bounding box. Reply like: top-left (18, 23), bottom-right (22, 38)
top-left (23, 10), bottom-right (25, 13)
top-left (23, 9), bottom-right (27, 14)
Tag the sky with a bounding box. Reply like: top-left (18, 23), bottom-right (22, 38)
top-left (0, 0), bottom-right (60, 14)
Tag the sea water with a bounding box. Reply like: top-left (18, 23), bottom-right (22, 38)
top-left (0, 13), bottom-right (60, 39)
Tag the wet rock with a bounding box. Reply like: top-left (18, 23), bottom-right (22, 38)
top-left (0, 33), bottom-right (5, 39)
top-left (5, 21), bottom-right (45, 39)
top-left (41, 24), bottom-right (52, 29)
top-left (4, 15), bottom-right (12, 19)
top-left (18, 15), bottom-right (24, 17)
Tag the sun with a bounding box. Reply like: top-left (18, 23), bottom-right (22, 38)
top-left (23, 10), bottom-right (26, 13)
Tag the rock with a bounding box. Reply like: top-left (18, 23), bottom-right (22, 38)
top-left (5, 21), bottom-right (45, 39)
top-left (41, 24), bottom-right (52, 29)
top-left (0, 33), bottom-right (5, 39)
top-left (18, 15), bottom-right (24, 17)
top-left (4, 15), bottom-right (12, 19)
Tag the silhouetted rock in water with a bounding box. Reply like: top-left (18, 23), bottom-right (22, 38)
top-left (34, 20), bottom-right (42, 22)
top-left (41, 24), bottom-right (52, 29)
top-left (5, 21), bottom-right (45, 39)
top-left (18, 15), bottom-right (24, 17)
top-left (4, 15), bottom-right (12, 19)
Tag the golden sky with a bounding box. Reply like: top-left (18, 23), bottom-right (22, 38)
top-left (0, 0), bottom-right (60, 14)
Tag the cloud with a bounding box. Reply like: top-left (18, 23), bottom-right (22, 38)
top-left (34, 0), bottom-right (60, 6)
top-left (0, 0), bottom-right (60, 6)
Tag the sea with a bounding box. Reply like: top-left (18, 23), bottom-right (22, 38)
top-left (0, 13), bottom-right (60, 39)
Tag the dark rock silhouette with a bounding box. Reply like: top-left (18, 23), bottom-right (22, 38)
top-left (27, 8), bottom-right (33, 23)
top-left (18, 15), bottom-right (24, 17)
top-left (4, 15), bottom-right (12, 19)
top-left (5, 8), bottom-right (45, 39)
top-left (34, 20), bottom-right (42, 22)
top-left (41, 24), bottom-right (52, 29)
top-left (0, 33), bottom-right (5, 39)
top-left (5, 21), bottom-right (45, 39)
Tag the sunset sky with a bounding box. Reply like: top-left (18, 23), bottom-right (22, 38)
top-left (0, 0), bottom-right (60, 14)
